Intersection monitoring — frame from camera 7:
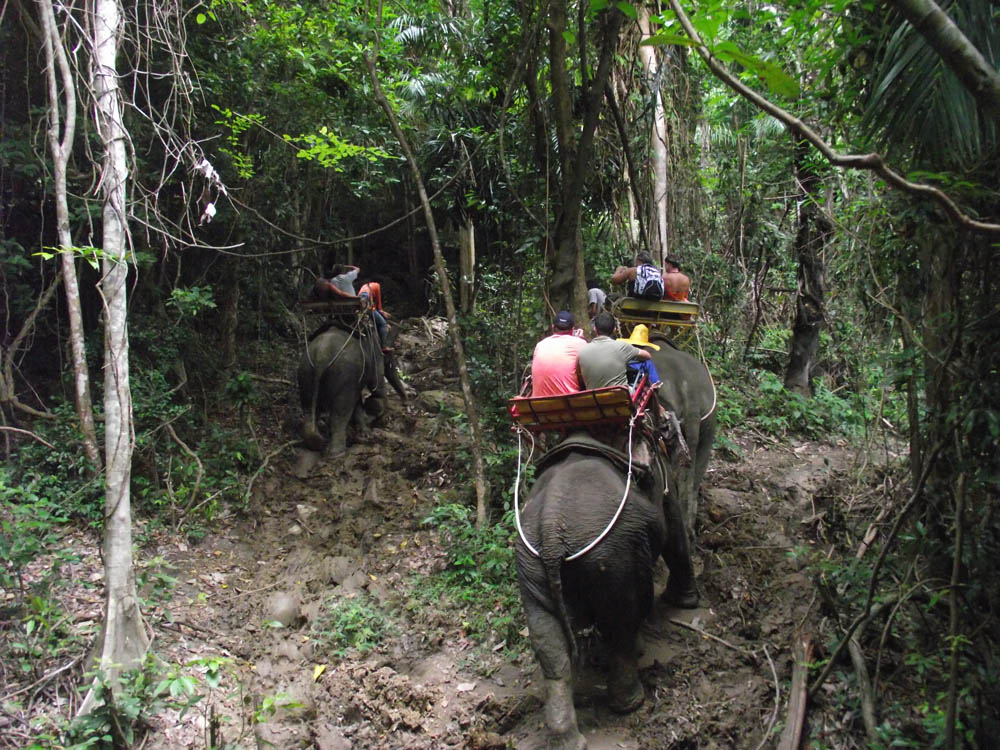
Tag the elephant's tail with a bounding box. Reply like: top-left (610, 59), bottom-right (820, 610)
top-left (542, 553), bottom-right (578, 665)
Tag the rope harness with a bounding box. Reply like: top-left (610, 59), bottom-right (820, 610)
top-left (305, 312), bottom-right (372, 386)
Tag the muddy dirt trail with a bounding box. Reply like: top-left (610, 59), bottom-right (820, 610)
top-left (138, 317), bottom-right (861, 750)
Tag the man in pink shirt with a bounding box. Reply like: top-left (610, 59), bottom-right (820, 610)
top-left (531, 311), bottom-right (586, 397)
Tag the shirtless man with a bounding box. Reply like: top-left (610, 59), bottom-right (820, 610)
top-left (662, 257), bottom-right (691, 302)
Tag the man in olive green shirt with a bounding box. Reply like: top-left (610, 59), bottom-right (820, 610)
top-left (578, 311), bottom-right (652, 389)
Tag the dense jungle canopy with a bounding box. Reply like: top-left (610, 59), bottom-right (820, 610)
top-left (1, 0), bottom-right (998, 747)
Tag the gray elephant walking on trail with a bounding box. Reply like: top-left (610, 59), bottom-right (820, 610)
top-left (296, 322), bottom-right (387, 456)
top-left (515, 432), bottom-right (698, 750)
top-left (648, 334), bottom-right (717, 536)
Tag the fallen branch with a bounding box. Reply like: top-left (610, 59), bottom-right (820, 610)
top-left (668, 617), bottom-right (753, 655)
top-left (778, 635), bottom-right (813, 750)
top-left (249, 374), bottom-right (293, 386)
top-left (0, 654), bottom-right (83, 702)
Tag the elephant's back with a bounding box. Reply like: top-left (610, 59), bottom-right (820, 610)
top-left (651, 345), bottom-right (715, 421)
top-left (518, 452), bottom-right (664, 559)
top-left (304, 328), bottom-right (363, 367)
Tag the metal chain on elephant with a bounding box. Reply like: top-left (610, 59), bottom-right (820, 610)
top-left (514, 416), bottom-right (639, 561)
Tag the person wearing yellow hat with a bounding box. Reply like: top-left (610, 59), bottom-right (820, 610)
top-left (617, 324), bottom-right (662, 389)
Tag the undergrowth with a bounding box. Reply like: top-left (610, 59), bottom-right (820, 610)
top-left (416, 503), bottom-right (526, 652)
top-left (310, 592), bottom-right (394, 657)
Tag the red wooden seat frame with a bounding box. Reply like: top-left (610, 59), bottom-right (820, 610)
top-left (509, 375), bottom-right (656, 434)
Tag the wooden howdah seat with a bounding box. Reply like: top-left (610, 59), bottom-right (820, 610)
top-left (509, 375), bottom-right (656, 434)
top-left (611, 297), bottom-right (701, 347)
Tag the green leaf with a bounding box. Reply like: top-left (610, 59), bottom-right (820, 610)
top-left (562, 30), bottom-right (575, 45)
top-left (195, 12), bottom-right (207, 24)
top-left (759, 61), bottom-right (800, 99)
top-left (616, 1), bottom-right (637, 20)
top-left (589, 0), bottom-right (609, 11)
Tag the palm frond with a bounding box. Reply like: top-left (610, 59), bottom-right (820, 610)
top-left (861, 0), bottom-right (999, 170)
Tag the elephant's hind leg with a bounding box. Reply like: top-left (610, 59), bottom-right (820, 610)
top-left (596, 581), bottom-right (647, 714)
top-left (606, 649), bottom-right (644, 714)
top-left (544, 677), bottom-right (587, 750)
top-left (525, 605), bottom-right (586, 749)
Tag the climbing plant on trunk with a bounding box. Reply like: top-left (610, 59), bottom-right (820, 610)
top-left (36, 0), bottom-right (102, 473)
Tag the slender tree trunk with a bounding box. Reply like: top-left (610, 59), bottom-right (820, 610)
top-left (458, 218), bottom-right (475, 315)
top-left (548, 6), bottom-right (624, 319)
top-left (784, 138), bottom-right (831, 395)
top-left (364, 50), bottom-right (491, 527)
top-left (606, 80), bottom-right (646, 249)
top-left (638, 7), bottom-right (669, 260)
top-left (79, 0), bottom-right (148, 715)
top-left (37, 0), bottom-right (101, 471)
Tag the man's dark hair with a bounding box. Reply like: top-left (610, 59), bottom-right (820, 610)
top-left (592, 311), bottom-right (617, 337)
top-left (586, 278), bottom-right (600, 290)
top-left (664, 256), bottom-right (682, 272)
top-left (636, 251), bottom-right (654, 265)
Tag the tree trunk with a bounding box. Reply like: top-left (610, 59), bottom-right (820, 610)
top-left (365, 51), bottom-right (491, 528)
top-left (37, 0), bottom-right (101, 472)
top-left (79, 0), bottom-right (148, 715)
top-left (548, 5), bottom-right (624, 319)
top-left (638, 8), bottom-right (669, 261)
top-left (458, 218), bottom-right (475, 315)
top-left (784, 138), bottom-right (831, 395)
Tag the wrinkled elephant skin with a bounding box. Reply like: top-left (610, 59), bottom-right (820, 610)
top-left (648, 337), bottom-right (717, 536)
top-left (296, 326), bottom-right (384, 458)
top-left (515, 448), bottom-right (696, 749)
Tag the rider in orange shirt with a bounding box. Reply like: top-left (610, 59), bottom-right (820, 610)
top-left (359, 281), bottom-right (392, 352)
top-left (661, 257), bottom-right (691, 302)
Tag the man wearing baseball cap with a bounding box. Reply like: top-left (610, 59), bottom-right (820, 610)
top-left (530, 310), bottom-right (586, 397)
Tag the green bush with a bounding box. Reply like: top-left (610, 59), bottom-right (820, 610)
top-left (311, 592), bottom-right (393, 657)
top-left (419, 503), bottom-right (525, 648)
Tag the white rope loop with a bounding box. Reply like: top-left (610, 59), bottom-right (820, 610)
top-left (514, 416), bottom-right (638, 562)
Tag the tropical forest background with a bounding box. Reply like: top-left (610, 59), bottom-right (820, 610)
top-left (1, 0), bottom-right (998, 747)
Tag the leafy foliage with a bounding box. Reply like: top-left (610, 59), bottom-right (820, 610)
top-left (419, 503), bottom-right (525, 648)
top-left (311, 593), bottom-right (394, 657)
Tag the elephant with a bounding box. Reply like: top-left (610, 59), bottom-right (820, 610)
top-left (515, 432), bottom-right (698, 750)
top-left (648, 334), bottom-right (717, 537)
top-left (296, 321), bottom-right (386, 456)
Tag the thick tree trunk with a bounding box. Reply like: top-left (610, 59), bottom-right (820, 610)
top-left (79, 0), bottom-right (148, 716)
top-left (365, 52), bottom-right (491, 527)
top-left (548, 6), bottom-right (624, 319)
top-left (638, 8), bottom-right (669, 260)
top-left (37, 0), bottom-right (101, 471)
top-left (784, 139), bottom-right (831, 395)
